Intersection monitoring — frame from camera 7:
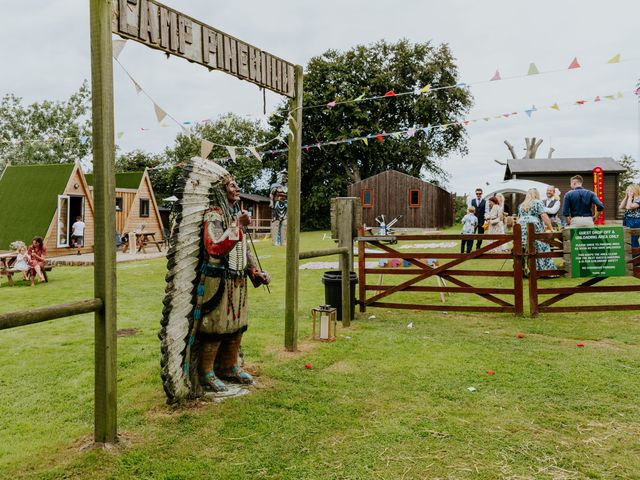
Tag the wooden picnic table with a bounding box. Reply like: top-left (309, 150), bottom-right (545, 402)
top-left (123, 232), bottom-right (163, 254)
top-left (0, 252), bottom-right (18, 286)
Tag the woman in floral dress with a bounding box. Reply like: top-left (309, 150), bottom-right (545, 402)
top-left (517, 188), bottom-right (556, 272)
top-left (620, 183), bottom-right (640, 259)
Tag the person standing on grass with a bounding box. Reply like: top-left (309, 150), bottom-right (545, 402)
top-left (518, 188), bottom-right (557, 273)
top-left (70, 216), bottom-right (85, 254)
top-left (468, 188), bottom-right (488, 249)
top-left (542, 186), bottom-right (561, 230)
top-left (460, 206), bottom-right (478, 254)
top-left (620, 183), bottom-right (640, 258)
top-left (562, 175), bottom-right (604, 228)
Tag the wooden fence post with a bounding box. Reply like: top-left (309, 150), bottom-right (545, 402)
top-left (335, 198), bottom-right (354, 327)
top-left (284, 65), bottom-right (304, 351)
top-left (512, 223), bottom-right (524, 315)
top-left (527, 223), bottom-right (539, 317)
top-left (358, 227), bottom-right (366, 313)
top-left (90, 0), bottom-right (118, 443)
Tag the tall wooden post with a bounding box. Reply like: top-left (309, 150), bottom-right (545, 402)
top-left (90, 0), bottom-right (118, 443)
top-left (335, 198), bottom-right (355, 327)
top-left (284, 65), bottom-right (303, 351)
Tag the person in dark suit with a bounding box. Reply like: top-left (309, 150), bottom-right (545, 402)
top-left (468, 188), bottom-right (488, 249)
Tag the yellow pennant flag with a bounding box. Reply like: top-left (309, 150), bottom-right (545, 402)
top-left (607, 54), bottom-right (621, 64)
top-left (550, 103), bottom-right (560, 110)
top-left (527, 63), bottom-right (539, 75)
top-left (420, 84), bottom-right (431, 94)
top-left (362, 137), bottom-right (368, 146)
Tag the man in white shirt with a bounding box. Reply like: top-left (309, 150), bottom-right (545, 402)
top-left (71, 216), bottom-right (85, 251)
top-left (542, 186), bottom-right (561, 229)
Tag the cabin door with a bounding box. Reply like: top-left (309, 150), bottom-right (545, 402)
top-left (57, 195), bottom-right (70, 247)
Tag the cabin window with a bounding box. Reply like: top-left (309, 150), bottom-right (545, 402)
top-left (362, 189), bottom-right (373, 208)
top-left (115, 197), bottom-right (123, 212)
top-left (140, 198), bottom-right (150, 217)
top-left (409, 189), bottom-right (420, 208)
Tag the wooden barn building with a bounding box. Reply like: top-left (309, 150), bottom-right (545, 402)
top-left (347, 170), bottom-right (454, 229)
top-left (85, 169), bottom-right (164, 238)
top-left (504, 157), bottom-right (625, 220)
top-left (0, 163), bottom-right (95, 256)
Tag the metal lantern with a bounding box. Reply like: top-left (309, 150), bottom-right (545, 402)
top-left (311, 304), bottom-right (337, 342)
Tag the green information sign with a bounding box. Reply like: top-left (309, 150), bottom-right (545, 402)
top-left (570, 226), bottom-right (626, 278)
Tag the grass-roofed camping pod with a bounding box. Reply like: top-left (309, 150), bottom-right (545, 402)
top-left (0, 163), bottom-right (95, 256)
top-left (85, 168), bottom-right (164, 241)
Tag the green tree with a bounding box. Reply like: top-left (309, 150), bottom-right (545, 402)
top-left (0, 82), bottom-right (92, 172)
top-left (267, 39), bottom-right (473, 230)
top-left (618, 154), bottom-right (639, 198)
top-left (115, 149), bottom-right (179, 202)
top-left (164, 113), bottom-right (272, 192)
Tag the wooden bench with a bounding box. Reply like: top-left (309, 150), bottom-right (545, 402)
top-left (0, 262), bottom-right (53, 286)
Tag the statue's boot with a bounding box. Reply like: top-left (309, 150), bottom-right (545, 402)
top-left (198, 340), bottom-right (227, 392)
top-left (217, 333), bottom-right (253, 385)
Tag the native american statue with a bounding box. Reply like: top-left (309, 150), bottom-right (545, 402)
top-left (161, 157), bottom-right (270, 402)
top-left (269, 169), bottom-right (288, 246)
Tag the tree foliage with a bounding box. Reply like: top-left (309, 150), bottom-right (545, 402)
top-left (267, 39), bottom-right (473, 230)
top-left (0, 82), bottom-right (92, 172)
top-left (164, 113), bottom-right (272, 193)
top-left (618, 154), bottom-right (639, 198)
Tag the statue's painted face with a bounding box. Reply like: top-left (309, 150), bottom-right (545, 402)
top-left (226, 179), bottom-right (240, 203)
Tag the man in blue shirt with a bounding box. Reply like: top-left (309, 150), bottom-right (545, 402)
top-left (562, 175), bottom-right (604, 228)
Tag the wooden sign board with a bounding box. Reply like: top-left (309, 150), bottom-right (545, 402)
top-left (111, 0), bottom-right (295, 98)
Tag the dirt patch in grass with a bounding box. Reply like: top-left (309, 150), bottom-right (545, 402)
top-left (324, 360), bottom-right (356, 374)
top-left (117, 328), bottom-right (139, 337)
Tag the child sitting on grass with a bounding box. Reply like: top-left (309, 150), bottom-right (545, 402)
top-left (460, 206), bottom-right (478, 254)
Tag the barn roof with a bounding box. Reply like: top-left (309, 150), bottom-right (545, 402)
top-left (351, 169), bottom-right (451, 193)
top-left (240, 192), bottom-right (271, 203)
top-left (85, 171), bottom-right (144, 189)
top-left (0, 163), bottom-right (75, 249)
top-left (505, 157), bottom-right (625, 178)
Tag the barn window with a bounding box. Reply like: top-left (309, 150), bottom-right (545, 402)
top-left (140, 198), bottom-right (150, 217)
top-left (362, 189), bottom-right (373, 208)
top-left (115, 197), bottom-right (123, 212)
top-left (409, 189), bottom-right (420, 208)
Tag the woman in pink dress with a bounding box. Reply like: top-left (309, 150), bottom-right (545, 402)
top-left (27, 236), bottom-right (47, 286)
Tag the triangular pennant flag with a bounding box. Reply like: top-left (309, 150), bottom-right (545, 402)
top-left (550, 103), bottom-right (560, 110)
top-left (617, 91), bottom-right (624, 99)
top-left (317, 143), bottom-right (322, 150)
top-left (117, 131), bottom-right (124, 139)
top-left (420, 84), bottom-right (431, 94)
top-left (376, 133), bottom-right (384, 142)
top-left (154, 103), bottom-right (167, 123)
top-left (456, 82), bottom-right (467, 88)
top-left (384, 90), bottom-right (396, 97)
top-left (327, 100), bottom-right (337, 108)
top-left (594, 96), bottom-right (601, 102)
top-left (483, 117), bottom-right (490, 122)
top-left (201, 139), bottom-right (214, 159)
top-left (406, 127), bottom-right (416, 138)
top-left (605, 95), bottom-right (615, 100)
top-left (133, 81), bottom-right (142, 94)
top-left (525, 110), bottom-right (533, 118)
top-left (575, 100), bottom-right (586, 105)
top-left (440, 125), bottom-right (448, 131)
top-left (527, 63), bottom-right (539, 75)
top-left (225, 146), bottom-right (237, 162)
top-left (568, 57), bottom-right (581, 69)
top-left (502, 113), bottom-right (510, 118)
top-left (112, 39), bottom-right (127, 60)
top-left (607, 54), bottom-right (621, 64)
top-left (490, 69), bottom-right (501, 81)
top-left (362, 137), bottom-right (368, 146)
top-left (247, 147), bottom-right (262, 161)
top-left (354, 93), bottom-right (365, 102)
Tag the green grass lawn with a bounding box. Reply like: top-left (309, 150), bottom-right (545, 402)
top-left (1, 230), bottom-right (640, 479)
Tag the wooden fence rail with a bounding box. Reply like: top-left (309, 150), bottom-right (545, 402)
top-left (0, 299), bottom-right (103, 331)
top-left (358, 224), bottom-right (524, 315)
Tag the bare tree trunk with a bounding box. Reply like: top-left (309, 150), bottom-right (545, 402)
top-left (548, 147), bottom-right (555, 159)
top-left (523, 137), bottom-right (531, 158)
top-left (504, 140), bottom-right (517, 159)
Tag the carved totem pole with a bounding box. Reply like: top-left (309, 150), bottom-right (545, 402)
top-left (269, 170), bottom-right (288, 246)
top-left (161, 157), bottom-right (270, 402)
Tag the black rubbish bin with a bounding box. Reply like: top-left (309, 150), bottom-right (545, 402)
top-left (321, 271), bottom-right (358, 321)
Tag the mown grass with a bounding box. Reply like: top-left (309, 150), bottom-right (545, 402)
top-left (1, 229), bottom-right (639, 479)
